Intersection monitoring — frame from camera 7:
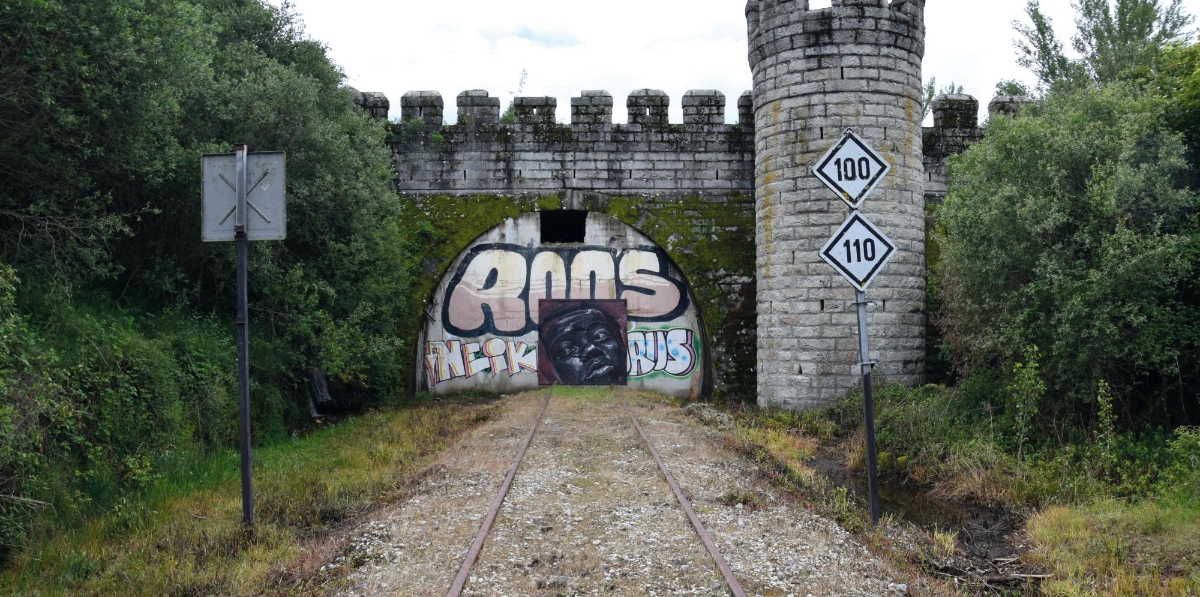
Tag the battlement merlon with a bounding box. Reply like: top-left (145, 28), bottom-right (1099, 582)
top-left (393, 90), bottom-right (755, 128)
top-left (628, 89), bottom-right (670, 126)
top-left (350, 88), bottom-right (389, 121)
top-left (682, 90), bottom-right (726, 126)
top-left (932, 93), bottom-right (978, 129)
top-left (458, 90), bottom-right (501, 128)
top-left (512, 96), bottom-right (558, 125)
top-left (746, 0), bottom-right (925, 77)
top-left (989, 94), bottom-right (1033, 118)
top-left (737, 91), bottom-right (754, 132)
top-left (401, 91), bottom-right (444, 127)
top-left (571, 90), bottom-right (613, 126)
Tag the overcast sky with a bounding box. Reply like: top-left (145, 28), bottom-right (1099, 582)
top-left (272, 0), bottom-right (1200, 126)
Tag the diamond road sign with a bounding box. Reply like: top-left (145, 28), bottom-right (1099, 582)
top-left (201, 152), bottom-right (286, 242)
top-left (819, 211), bottom-right (897, 292)
top-left (814, 130), bottom-right (891, 209)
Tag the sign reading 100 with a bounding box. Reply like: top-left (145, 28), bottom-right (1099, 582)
top-left (831, 157), bottom-right (875, 183)
top-left (814, 129), bottom-right (891, 209)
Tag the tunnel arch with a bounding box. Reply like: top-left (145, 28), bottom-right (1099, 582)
top-left (417, 211), bottom-right (711, 399)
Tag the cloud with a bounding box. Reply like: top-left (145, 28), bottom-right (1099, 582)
top-left (482, 26), bottom-right (580, 49)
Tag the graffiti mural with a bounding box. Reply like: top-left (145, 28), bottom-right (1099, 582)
top-left (628, 328), bottom-right (697, 378)
top-left (537, 300), bottom-right (628, 386)
top-left (424, 339), bottom-right (538, 385)
top-left (442, 244), bottom-right (687, 337)
top-left (421, 212), bottom-right (707, 398)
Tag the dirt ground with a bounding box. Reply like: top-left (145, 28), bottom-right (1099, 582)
top-left (327, 389), bottom-right (906, 597)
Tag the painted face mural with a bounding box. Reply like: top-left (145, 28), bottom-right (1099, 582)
top-left (537, 300), bottom-right (628, 385)
top-left (420, 212), bottom-right (706, 398)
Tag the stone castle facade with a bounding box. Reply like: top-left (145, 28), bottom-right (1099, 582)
top-left (352, 0), bottom-right (1009, 409)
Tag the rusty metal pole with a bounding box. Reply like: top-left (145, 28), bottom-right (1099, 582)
top-left (234, 143), bottom-right (254, 528)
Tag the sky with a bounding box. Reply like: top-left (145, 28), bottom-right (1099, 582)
top-left (271, 0), bottom-right (1200, 126)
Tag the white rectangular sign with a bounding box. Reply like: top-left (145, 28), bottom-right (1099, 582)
top-left (201, 152), bottom-right (286, 242)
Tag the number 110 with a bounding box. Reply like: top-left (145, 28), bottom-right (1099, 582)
top-left (843, 238), bottom-right (876, 263)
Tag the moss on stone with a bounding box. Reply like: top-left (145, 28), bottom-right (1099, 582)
top-left (602, 194), bottom-right (757, 401)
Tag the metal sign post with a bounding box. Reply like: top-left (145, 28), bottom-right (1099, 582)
top-left (201, 145), bottom-right (286, 529)
top-left (234, 144), bottom-right (253, 528)
top-left (815, 129), bottom-right (896, 525)
top-left (855, 289), bottom-right (882, 524)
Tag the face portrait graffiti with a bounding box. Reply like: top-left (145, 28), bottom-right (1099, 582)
top-left (538, 300), bottom-right (628, 386)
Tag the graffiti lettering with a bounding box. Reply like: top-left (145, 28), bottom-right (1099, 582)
top-left (442, 244), bottom-right (689, 337)
top-left (425, 339), bottom-right (537, 385)
top-left (627, 329), bottom-right (697, 377)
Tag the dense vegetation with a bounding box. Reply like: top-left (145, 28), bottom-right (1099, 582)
top-left (877, 0), bottom-right (1200, 592)
top-left (0, 0), bottom-right (418, 562)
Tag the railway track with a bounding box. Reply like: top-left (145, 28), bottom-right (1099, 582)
top-left (445, 387), bottom-right (747, 597)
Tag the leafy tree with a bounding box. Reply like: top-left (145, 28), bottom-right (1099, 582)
top-left (0, 0), bottom-right (212, 294)
top-left (1155, 42), bottom-right (1200, 164)
top-left (1015, 0), bottom-right (1194, 89)
top-left (0, 0), bottom-right (420, 561)
top-left (934, 82), bottom-right (1199, 428)
top-left (995, 79), bottom-right (1033, 96)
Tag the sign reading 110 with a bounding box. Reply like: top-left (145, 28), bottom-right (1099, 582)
top-left (842, 237), bottom-right (878, 263)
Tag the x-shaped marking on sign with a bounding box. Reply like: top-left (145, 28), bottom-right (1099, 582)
top-left (216, 170), bottom-right (274, 226)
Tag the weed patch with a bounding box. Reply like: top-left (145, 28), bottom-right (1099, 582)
top-left (1028, 496), bottom-right (1200, 596)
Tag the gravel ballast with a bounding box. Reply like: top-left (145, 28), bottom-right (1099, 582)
top-left (330, 390), bottom-right (905, 597)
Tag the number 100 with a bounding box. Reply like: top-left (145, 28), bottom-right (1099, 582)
top-left (833, 157), bottom-right (872, 182)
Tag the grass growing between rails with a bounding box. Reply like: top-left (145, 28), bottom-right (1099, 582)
top-left (0, 399), bottom-right (496, 596)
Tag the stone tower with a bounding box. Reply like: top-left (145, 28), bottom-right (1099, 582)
top-left (746, 0), bottom-right (927, 409)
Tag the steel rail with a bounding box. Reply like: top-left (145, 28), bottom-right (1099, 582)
top-left (620, 400), bottom-right (748, 597)
top-left (445, 388), bottom-right (552, 597)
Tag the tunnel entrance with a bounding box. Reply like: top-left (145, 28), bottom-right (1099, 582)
top-left (418, 211), bottom-right (708, 399)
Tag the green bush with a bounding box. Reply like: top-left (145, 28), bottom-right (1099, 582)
top-left (0, 265), bottom-right (63, 560)
top-left (0, 279), bottom-right (242, 544)
top-left (934, 82), bottom-right (1200, 429)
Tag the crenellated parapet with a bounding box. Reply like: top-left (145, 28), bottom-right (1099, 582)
top-left (921, 93), bottom-right (1033, 202)
top-left (380, 89), bottom-right (756, 196)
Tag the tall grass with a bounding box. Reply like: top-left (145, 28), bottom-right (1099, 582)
top-left (0, 400), bottom-right (495, 596)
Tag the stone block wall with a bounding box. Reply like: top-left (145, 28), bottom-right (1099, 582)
top-left (345, 12), bottom-right (1029, 407)
top-left (746, 0), bottom-right (928, 410)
